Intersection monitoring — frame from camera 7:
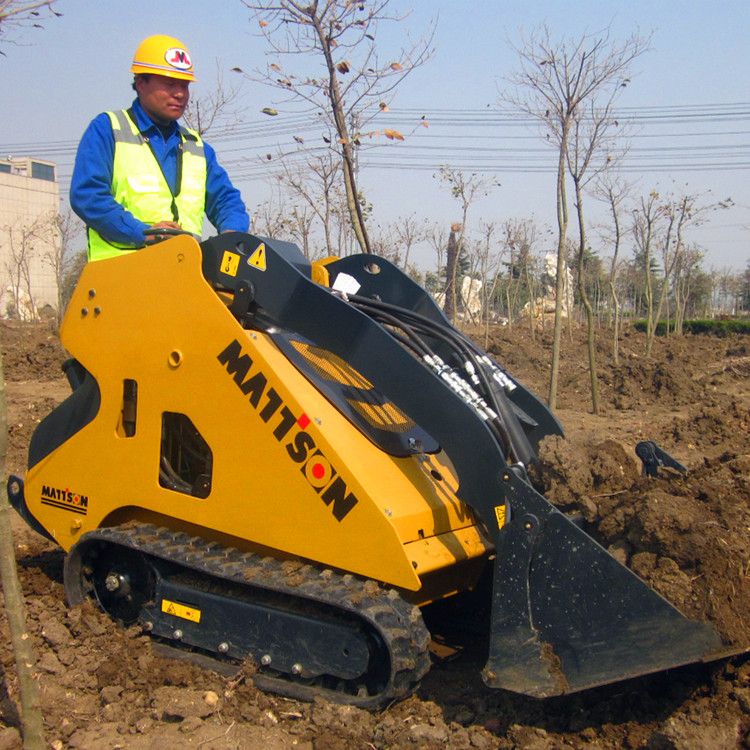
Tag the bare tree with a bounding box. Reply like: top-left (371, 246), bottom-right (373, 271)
top-left (39, 209), bottom-right (86, 322)
top-left (369, 222), bottom-right (400, 265)
top-left (253, 179), bottom-right (295, 238)
top-left (672, 244), bottom-right (703, 334)
top-left (631, 190), bottom-right (662, 349)
top-left (392, 214), bottom-right (426, 270)
top-left (287, 204), bottom-right (316, 259)
top-left (425, 221), bottom-right (446, 282)
top-left (568, 106), bottom-right (632, 414)
top-left (648, 191), bottom-right (732, 352)
top-left (437, 167), bottom-right (494, 322)
top-left (0, 0), bottom-right (59, 48)
top-left (279, 153), bottom-right (341, 256)
top-left (241, 0), bottom-right (434, 254)
top-left (501, 217), bottom-right (539, 328)
top-left (3, 215), bottom-right (55, 320)
top-left (504, 25), bottom-right (648, 410)
top-left (183, 60), bottom-right (246, 136)
top-left (595, 175), bottom-right (632, 365)
top-left (474, 221), bottom-right (504, 345)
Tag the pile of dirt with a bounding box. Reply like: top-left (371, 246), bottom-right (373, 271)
top-left (1, 321), bottom-right (749, 749)
top-left (537, 438), bottom-right (750, 647)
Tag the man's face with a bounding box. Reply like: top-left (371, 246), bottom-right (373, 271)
top-left (136, 75), bottom-right (190, 125)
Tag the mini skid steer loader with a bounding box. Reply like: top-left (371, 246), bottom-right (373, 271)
top-left (9, 232), bottom-right (731, 707)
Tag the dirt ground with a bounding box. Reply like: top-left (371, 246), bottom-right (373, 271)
top-left (0, 318), bottom-right (749, 750)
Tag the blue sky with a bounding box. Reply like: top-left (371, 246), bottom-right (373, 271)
top-left (1, 0), bottom-right (748, 270)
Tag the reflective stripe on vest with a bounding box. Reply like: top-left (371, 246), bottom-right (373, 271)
top-left (87, 110), bottom-right (207, 261)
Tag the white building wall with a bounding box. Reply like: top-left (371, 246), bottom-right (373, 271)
top-left (0, 158), bottom-right (61, 319)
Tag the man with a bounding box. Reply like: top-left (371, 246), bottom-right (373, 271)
top-left (70, 34), bottom-right (249, 261)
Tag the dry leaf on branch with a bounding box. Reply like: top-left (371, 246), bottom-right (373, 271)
top-left (379, 102), bottom-right (389, 112)
top-left (336, 60), bottom-right (351, 74)
top-left (384, 129), bottom-right (405, 141)
top-left (390, 62), bottom-right (403, 71)
top-left (261, 107), bottom-right (279, 116)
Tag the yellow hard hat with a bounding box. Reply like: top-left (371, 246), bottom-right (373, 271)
top-left (131, 34), bottom-right (196, 81)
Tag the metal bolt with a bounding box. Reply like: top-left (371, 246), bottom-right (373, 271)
top-left (384, 508), bottom-right (393, 517)
top-left (81, 308), bottom-right (88, 316)
top-left (291, 663), bottom-right (303, 675)
top-left (524, 521), bottom-right (534, 530)
top-left (502, 473), bottom-right (510, 482)
top-left (260, 654), bottom-right (272, 666)
top-left (314, 417), bottom-right (322, 425)
top-left (94, 307), bottom-right (101, 316)
top-left (104, 574), bottom-right (121, 592)
top-left (173, 629), bottom-right (183, 640)
top-left (88, 289), bottom-right (96, 299)
top-left (217, 642), bottom-right (229, 654)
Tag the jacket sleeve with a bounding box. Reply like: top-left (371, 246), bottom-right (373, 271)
top-left (69, 113), bottom-right (150, 246)
top-left (203, 141), bottom-right (250, 233)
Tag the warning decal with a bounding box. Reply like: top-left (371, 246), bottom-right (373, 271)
top-left (161, 598), bottom-right (202, 623)
top-left (494, 504), bottom-right (507, 529)
top-left (221, 251), bottom-right (241, 277)
top-left (247, 243), bottom-right (267, 271)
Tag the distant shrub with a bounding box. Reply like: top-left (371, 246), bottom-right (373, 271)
top-left (633, 319), bottom-right (750, 336)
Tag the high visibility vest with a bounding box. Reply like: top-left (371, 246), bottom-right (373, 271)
top-left (87, 110), bottom-right (207, 261)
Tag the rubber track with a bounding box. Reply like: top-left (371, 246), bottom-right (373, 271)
top-left (67, 524), bottom-right (432, 709)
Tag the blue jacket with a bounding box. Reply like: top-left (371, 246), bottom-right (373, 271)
top-left (70, 98), bottom-right (249, 247)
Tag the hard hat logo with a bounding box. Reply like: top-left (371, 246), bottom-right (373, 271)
top-left (165, 48), bottom-right (192, 71)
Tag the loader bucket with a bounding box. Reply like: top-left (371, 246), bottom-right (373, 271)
top-left (483, 469), bottom-right (727, 697)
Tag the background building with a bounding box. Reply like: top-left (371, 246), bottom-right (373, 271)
top-left (0, 157), bottom-right (61, 319)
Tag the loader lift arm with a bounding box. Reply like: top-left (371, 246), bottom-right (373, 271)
top-left (199, 233), bottom-right (729, 698)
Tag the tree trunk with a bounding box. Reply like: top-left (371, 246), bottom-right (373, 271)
top-left (548, 124), bottom-right (569, 411)
top-left (313, 15), bottom-right (371, 254)
top-left (644, 233), bottom-right (655, 356)
top-left (0, 346), bottom-right (46, 750)
top-left (444, 228), bottom-right (459, 324)
top-left (609, 279), bottom-right (621, 365)
top-left (574, 179), bottom-right (600, 414)
top-left (606, 195), bottom-right (622, 365)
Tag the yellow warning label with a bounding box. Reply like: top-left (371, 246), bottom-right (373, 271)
top-left (247, 243), bottom-right (267, 271)
top-left (221, 251), bottom-right (241, 277)
top-left (494, 504), bottom-right (507, 529)
top-left (161, 598), bottom-right (201, 623)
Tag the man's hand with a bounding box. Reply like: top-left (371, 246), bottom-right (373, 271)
top-left (149, 221), bottom-right (182, 230)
